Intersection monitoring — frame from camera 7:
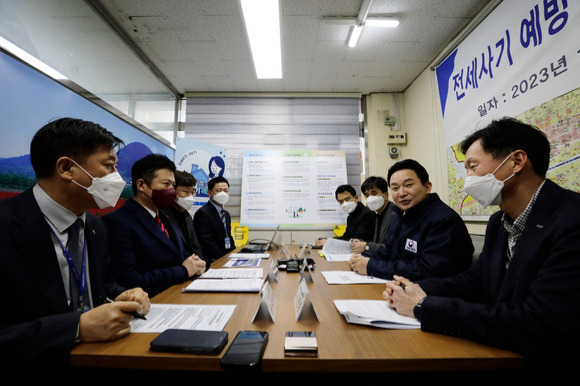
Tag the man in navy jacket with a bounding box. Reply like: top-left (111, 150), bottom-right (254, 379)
top-left (103, 154), bottom-right (205, 297)
top-left (384, 118), bottom-right (580, 368)
top-left (350, 160), bottom-right (473, 281)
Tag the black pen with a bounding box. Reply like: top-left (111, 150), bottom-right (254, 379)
top-left (105, 297), bottom-right (147, 320)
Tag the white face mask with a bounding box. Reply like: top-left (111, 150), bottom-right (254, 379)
top-left (212, 191), bottom-right (229, 206)
top-left (70, 160), bottom-right (126, 209)
top-left (177, 195), bottom-right (195, 211)
top-left (464, 153), bottom-right (515, 207)
top-left (340, 200), bottom-right (357, 214)
top-left (366, 195), bottom-right (385, 212)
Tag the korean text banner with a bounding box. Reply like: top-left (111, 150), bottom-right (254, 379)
top-left (436, 0), bottom-right (579, 147)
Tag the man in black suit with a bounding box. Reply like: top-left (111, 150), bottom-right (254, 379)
top-left (162, 170), bottom-right (205, 260)
top-left (103, 155), bottom-right (206, 297)
top-left (314, 184), bottom-right (376, 248)
top-left (0, 118), bottom-right (150, 376)
top-left (384, 118), bottom-right (580, 369)
top-left (193, 176), bottom-right (235, 262)
top-left (351, 176), bottom-right (396, 254)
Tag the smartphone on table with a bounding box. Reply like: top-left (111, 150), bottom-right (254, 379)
top-left (220, 330), bottom-right (269, 370)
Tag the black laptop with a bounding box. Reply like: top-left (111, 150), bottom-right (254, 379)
top-left (241, 226), bottom-right (279, 253)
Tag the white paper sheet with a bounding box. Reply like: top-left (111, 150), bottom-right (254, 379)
top-left (130, 304), bottom-right (236, 333)
top-left (321, 271), bottom-right (388, 284)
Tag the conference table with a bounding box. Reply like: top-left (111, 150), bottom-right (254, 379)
top-left (69, 244), bottom-right (523, 380)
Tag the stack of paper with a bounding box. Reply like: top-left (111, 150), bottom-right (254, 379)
top-left (182, 268), bottom-right (264, 293)
top-left (199, 268), bottom-right (263, 279)
top-left (334, 299), bottom-right (420, 329)
top-left (321, 238), bottom-right (353, 261)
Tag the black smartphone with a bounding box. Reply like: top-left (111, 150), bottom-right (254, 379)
top-left (149, 329), bottom-right (228, 355)
top-left (220, 331), bottom-right (268, 370)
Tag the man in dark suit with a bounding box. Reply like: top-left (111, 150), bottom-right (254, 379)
top-left (0, 118), bottom-right (150, 375)
top-left (351, 176), bottom-right (396, 253)
top-left (314, 184), bottom-right (376, 247)
top-left (193, 176), bottom-right (235, 262)
top-left (103, 154), bottom-right (206, 297)
top-left (384, 118), bottom-right (580, 369)
top-left (162, 170), bottom-right (205, 261)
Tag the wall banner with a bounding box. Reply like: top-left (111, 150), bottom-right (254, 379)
top-left (436, 0), bottom-right (579, 147)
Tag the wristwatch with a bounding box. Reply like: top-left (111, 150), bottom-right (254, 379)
top-left (413, 297), bottom-right (426, 322)
top-left (364, 244), bottom-right (370, 251)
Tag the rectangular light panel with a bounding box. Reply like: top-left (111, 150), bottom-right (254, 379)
top-left (240, 0), bottom-right (282, 79)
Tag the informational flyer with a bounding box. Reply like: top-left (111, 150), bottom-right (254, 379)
top-left (240, 149), bottom-right (348, 226)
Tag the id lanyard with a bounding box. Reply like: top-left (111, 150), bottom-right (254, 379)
top-left (46, 221), bottom-right (88, 312)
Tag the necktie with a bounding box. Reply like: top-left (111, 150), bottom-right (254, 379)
top-left (67, 219), bottom-right (83, 310)
top-left (219, 210), bottom-right (228, 234)
top-left (155, 214), bottom-right (170, 238)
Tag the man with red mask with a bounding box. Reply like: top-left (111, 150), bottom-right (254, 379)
top-left (103, 154), bottom-right (205, 297)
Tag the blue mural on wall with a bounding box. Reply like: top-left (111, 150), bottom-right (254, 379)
top-left (0, 48), bottom-right (174, 210)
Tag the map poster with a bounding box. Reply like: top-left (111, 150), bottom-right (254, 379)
top-left (448, 87), bottom-right (579, 219)
top-left (240, 149), bottom-right (348, 226)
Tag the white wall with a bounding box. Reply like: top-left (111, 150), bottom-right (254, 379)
top-left (364, 68), bottom-right (487, 235)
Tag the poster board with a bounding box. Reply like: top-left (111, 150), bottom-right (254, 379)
top-left (240, 149), bottom-right (348, 226)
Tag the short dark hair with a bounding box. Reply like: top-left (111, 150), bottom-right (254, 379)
top-left (335, 184), bottom-right (356, 200)
top-left (131, 154), bottom-right (176, 194)
top-left (30, 117), bottom-right (123, 179)
top-left (208, 176), bottom-right (229, 191)
top-left (460, 117), bottom-right (550, 178)
top-left (387, 159), bottom-right (429, 185)
top-left (361, 176), bottom-right (388, 194)
top-left (175, 170), bottom-right (197, 188)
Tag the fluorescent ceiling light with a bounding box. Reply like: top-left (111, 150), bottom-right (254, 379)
top-left (365, 18), bottom-right (399, 28)
top-left (240, 0), bottom-right (282, 79)
top-left (0, 36), bottom-right (68, 80)
top-left (348, 25), bottom-right (363, 48)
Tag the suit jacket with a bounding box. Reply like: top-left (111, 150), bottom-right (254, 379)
top-left (418, 180), bottom-right (580, 359)
top-left (193, 201), bottom-right (235, 262)
top-left (162, 206), bottom-right (204, 259)
top-left (336, 201), bottom-right (376, 242)
top-left (102, 199), bottom-right (189, 297)
top-left (0, 188), bottom-right (125, 370)
top-left (366, 202), bottom-right (397, 251)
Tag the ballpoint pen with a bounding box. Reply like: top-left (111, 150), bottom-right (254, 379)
top-left (105, 297), bottom-right (147, 320)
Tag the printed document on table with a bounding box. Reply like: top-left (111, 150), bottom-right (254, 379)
top-left (199, 268), bottom-right (263, 279)
top-left (229, 252), bottom-right (270, 259)
top-left (321, 271), bottom-right (388, 284)
top-left (130, 304), bottom-right (236, 333)
top-left (322, 238), bottom-right (353, 261)
top-left (183, 278), bottom-right (264, 293)
top-left (334, 299), bottom-right (420, 329)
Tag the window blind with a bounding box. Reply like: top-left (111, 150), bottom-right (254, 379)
top-left (184, 96), bottom-right (362, 220)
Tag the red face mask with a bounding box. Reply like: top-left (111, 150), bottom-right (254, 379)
top-left (150, 187), bottom-right (177, 209)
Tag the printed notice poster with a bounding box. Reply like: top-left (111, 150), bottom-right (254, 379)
top-left (175, 138), bottom-right (227, 214)
top-left (240, 150), bottom-right (348, 226)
